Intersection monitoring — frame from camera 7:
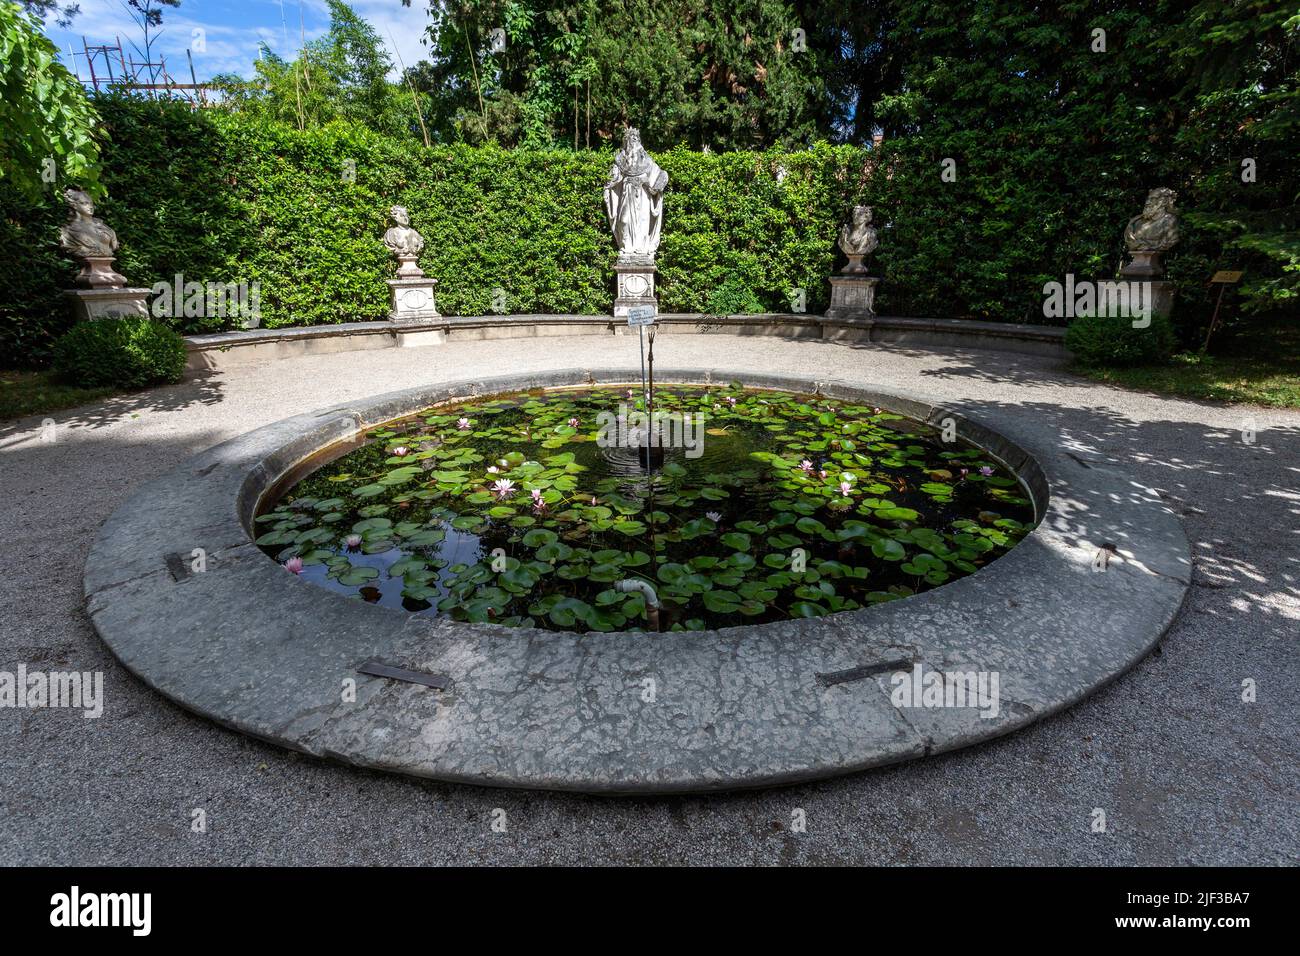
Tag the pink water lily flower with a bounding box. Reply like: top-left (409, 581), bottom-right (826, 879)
top-left (979, 465), bottom-right (994, 477)
top-left (344, 534), bottom-right (362, 551)
top-left (726, 396), bottom-right (737, 407)
top-left (960, 467), bottom-right (969, 478)
top-left (487, 465), bottom-right (500, 474)
top-left (839, 480), bottom-right (853, 496)
top-left (705, 511), bottom-right (722, 523)
top-left (284, 557), bottom-right (304, 574)
top-left (492, 478), bottom-right (516, 499)
top-left (457, 418), bottom-right (471, 430)
top-left (800, 459), bottom-right (814, 473)
top-left (531, 489), bottom-right (546, 512)
top-left (818, 469), bottom-right (828, 479)
top-left (391, 446), bottom-right (410, 457)
top-left (568, 417), bottom-right (580, 428)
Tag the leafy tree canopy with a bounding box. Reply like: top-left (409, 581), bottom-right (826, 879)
top-left (0, 0), bottom-right (102, 199)
top-left (212, 0), bottom-right (411, 138)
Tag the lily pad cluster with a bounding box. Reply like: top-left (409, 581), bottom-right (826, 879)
top-left (255, 385), bottom-right (1035, 631)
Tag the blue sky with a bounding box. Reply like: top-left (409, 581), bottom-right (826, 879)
top-left (39, 0), bottom-right (434, 82)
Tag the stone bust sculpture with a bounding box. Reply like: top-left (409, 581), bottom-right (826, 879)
top-left (604, 127), bottom-right (669, 258)
top-left (60, 188), bottom-right (118, 259)
top-left (59, 188), bottom-right (127, 288)
top-left (384, 206), bottom-right (424, 257)
top-left (838, 205), bottom-right (878, 274)
top-left (1124, 187), bottom-right (1180, 253)
top-left (839, 205), bottom-right (879, 258)
top-left (383, 205), bottom-right (425, 278)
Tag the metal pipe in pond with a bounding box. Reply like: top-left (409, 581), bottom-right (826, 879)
top-left (616, 578), bottom-right (661, 631)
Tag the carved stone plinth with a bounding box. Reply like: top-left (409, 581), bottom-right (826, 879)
top-left (1104, 278), bottom-right (1176, 321)
top-left (393, 255), bottom-right (424, 279)
top-left (387, 277), bottom-right (440, 322)
top-left (1120, 251), bottom-right (1166, 279)
top-left (64, 287), bottom-right (151, 322)
top-left (73, 255), bottom-right (129, 289)
top-left (841, 253), bottom-right (869, 275)
top-left (614, 256), bottom-right (657, 319)
top-left (826, 274), bottom-right (879, 318)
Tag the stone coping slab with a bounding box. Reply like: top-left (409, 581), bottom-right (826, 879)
top-left (185, 315), bottom-right (1066, 370)
top-left (84, 368), bottom-right (1188, 793)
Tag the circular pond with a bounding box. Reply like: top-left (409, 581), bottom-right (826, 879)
top-left (87, 366), bottom-right (1190, 792)
top-left (255, 384), bottom-right (1035, 631)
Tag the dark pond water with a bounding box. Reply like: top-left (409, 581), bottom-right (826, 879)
top-left (255, 385), bottom-right (1035, 631)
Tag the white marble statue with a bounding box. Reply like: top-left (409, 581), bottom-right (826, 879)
top-left (1120, 187), bottom-right (1180, 278)
top-left (59, 187), bottom-right (128, 288)
top-left (383, 205), bottom-right (426, 278)
top-left (1123, 187), bottom-right (1180, 253)
top-left (604, 128), bottom-right (668, 259)
top-left (839, 205), bottom-right (879, 259)
top-left (837, 205), bottom-right (879, 275)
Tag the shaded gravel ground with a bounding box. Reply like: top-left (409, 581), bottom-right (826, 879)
top-left (1, 334), bottom-right (1296, 866)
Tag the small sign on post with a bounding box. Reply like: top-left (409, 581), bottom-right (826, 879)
top-left (627, 305), bottom-right (657, 327)
top-left (1203, 269), bottom-right (1244, 352)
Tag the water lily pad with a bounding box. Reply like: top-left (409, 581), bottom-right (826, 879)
top-left (536, 542), bottom-right (575, 562)
top-left (255, 384), bottom-right (1035, 631)
top-left (522, 528), bottom-right (558, 547)
top-left (720, 532), bottom-right (751, 551)
top-left (337, 566), bottom-right (379, 586)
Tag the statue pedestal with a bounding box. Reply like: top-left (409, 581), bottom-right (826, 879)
top-left (387, 277), bottom-right (440, 322)
top-left (826, 274), bottom-right (879, 318)
top-left (1120, 251), bottom-right (1167, 279)
top-left (394, 255), bottom-right (424, 279)
top-left (1118, 254), bottom-right (1175, 319)
top-left (614, 257), bottom-right (657, 319)
top-left (64, 287), bottom-right (151, 322)
top-left (73, 256), bottom-right (129, 289)
top-left (1103, 277), bottom-right (1176, 320)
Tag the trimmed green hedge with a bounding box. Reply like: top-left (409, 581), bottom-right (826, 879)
top-left (2, 96), bottom-right (1193, 365)
top-left (1, 98), bottom-right (876, 363)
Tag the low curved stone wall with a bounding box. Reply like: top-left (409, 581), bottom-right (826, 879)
top-left (85, 366), bottom-right (1186, 793)
top-left (185, 314), bottom-right (1067, 371)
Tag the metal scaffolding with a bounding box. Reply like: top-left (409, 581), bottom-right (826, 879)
top-left (69, 36), bottom-right (209, 106)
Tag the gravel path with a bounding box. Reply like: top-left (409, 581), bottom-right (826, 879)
top-left (1, 334), bottom-right (1296, 865)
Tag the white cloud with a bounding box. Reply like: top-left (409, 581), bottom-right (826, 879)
top-left (335, 0), bottom-right (434, 76)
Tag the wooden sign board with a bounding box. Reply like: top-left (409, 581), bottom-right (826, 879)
top-left (1210, 270), bottom-right (1244, 284)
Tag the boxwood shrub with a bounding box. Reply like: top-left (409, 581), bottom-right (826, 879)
top-left (1064, 311), bottom-right (1177, 367)
top-left (52, 317), bottom-right (187, 388)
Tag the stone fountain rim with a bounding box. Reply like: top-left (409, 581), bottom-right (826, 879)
top-left (83, 366), bottom-right (1190, 793)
